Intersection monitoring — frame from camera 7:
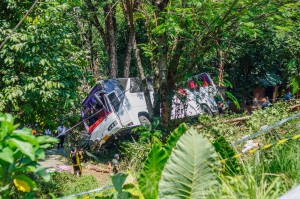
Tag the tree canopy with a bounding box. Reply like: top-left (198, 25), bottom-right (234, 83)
top-left (0, 0), bottom-right (299, 127)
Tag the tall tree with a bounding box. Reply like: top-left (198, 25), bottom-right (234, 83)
top-left (0, 0), bottom-right (86, 127)
top-left (85, 0), bottom-right (118, 78)
top-left (138, 0), bottom-right (299, 125)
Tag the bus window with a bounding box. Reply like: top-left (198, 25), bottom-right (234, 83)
top-left (118, 79), bottom-right (128, 91)
top-left (108, 91), bottom-right (121, 112)
top-left (130, 78), bottom-right (142, 93)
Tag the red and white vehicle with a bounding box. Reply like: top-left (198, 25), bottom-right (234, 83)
top-left (81, 73), bottom-right (221, 145)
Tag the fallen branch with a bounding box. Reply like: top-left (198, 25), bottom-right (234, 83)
top-left (222, 116), bottom-right (250, 123)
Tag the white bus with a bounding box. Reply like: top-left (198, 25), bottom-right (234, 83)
top-left (81, 73), bottom-right (222, 145)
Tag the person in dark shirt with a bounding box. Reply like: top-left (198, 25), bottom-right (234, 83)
top-left (284, 91), bottom-right (292, 102)
top-left (69, 147), bottom-right (83, 176)
top-left (109, 154), bottom-right (120, 174)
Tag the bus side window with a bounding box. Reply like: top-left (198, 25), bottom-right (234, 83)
top-left (130, 78), bottom-right (142, 93)
top-left (108, 92), bottom-right (121, 112)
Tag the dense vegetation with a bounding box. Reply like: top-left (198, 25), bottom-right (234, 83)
top-left (0, 0), bottom-right (300, 198)
top-left (97, 102), bottom-right (300, 198)
top-left (1, 0), bottom-right (299, 127)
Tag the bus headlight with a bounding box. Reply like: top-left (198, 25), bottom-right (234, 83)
top-left (108, 121), bottom-right (118, 131)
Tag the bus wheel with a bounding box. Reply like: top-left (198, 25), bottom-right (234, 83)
top-left (201, 104), bottom-right (213, 117)
top-left (138, 115), bottom-right (151, 127)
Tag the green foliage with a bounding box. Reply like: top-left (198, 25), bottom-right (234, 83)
top-left (159, 128), bottom-right (220, 199)
top-left (197, 102), bottom-right (295, 144)
top-left (0, 113), bottom-right (58, 198)
top-left (120, 140), bottom-right (150, 172)
top-left (138, 123), bottom-right (187, 199)
top-left (213, 136), bottom-right (240, 175)
top-left (213, 141), bottom-right (300, 198)
top-left (138, 143), bottom-right (168, 199)
top-left (0, 0), bottom-right (86, 128)
top-left (36, 172), bottom-right (99, 198)
top-left (111, 173), bottom-right (131, 198)
top-left (109, 125), bottom-right (221, 199)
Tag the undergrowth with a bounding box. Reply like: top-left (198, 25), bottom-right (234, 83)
top-left (35, 172), bottom-right (99, 198)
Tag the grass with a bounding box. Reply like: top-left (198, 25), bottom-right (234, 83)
top-left (210, 140), bottom-right (300, 198)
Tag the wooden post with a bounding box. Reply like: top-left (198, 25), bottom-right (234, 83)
top-left (273, 85), bottom-right (279, 103)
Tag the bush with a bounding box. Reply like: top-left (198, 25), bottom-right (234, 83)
top-left (0, 113), bottom-right (58, 198)
top-left (35, 172), bottom-right (99, 198)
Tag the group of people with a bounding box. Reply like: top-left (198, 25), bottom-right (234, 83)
top-left (252, 97), bottom-right (271, 110)
top-left (252, 91), bottom-right (292, 110)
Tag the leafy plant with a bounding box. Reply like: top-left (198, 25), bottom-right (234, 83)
top-left (0, 113), bottom-right (58, 198)
top-left (36, 172), bottom-right (99, 198)
top-left (138, 123), bottom-right (187, 199)
top-left (213, 136), bottom-right (240, 175)
top-left (109, 124), bottom-right (221, 199)
top-left (159, 128), bottom-right (220, 198)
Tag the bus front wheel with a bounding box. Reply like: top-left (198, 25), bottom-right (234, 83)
top-left (201, 104), bottom-right (213, 118)
top-left (138, 115), bottom-right (151, 127)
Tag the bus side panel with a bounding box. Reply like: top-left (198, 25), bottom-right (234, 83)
top-left (124, 92), bottom-right (148, 126)
top-left (90, 113), bottom-right (122, 141)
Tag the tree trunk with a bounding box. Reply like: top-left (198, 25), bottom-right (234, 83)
top-left (123, 30), bottom-right (134, 78)
top-left (133, 33), bottom-right (154, 118)
top-left (121, 0), bottom-right (154, 118)
top-left (88, 21), bottom-right (99, 80)
top-left (152, 0), bottom-right (171, 125)
top-left (157, 34), bottom-right (170, 124)
top-left (133, 35), bottom-right (145, 79)
top-left (104, 4), bottom-right (118, 78)
top-left (217, 40), bottom-right (224, 86)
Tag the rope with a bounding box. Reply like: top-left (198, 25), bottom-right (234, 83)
top-left (0, 0), bottom-right (40, 50)
top-left (60, 185), bottom-right (114, 199)
top-left (230, 111), bottom-right (300, 146)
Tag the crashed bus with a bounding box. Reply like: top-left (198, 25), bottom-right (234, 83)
top-left (81, 73), bottom-right (222, 145)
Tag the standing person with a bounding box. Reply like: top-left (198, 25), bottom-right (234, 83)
top-left (265, 96), bottom-right (271, 105)
top-left (57, 122), bottom-right (66, 149)
top-left (284, 91), bottom-right (292, 102)
top-left (45, 129), bottom-right (52, 136)
top-left (69, 147), bottom-right (83, 176)
top-left (110, 154), bottom-right (120, 174)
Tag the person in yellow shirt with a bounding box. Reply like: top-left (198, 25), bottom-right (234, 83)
top-left (69, 147), bottom-right (83, 176)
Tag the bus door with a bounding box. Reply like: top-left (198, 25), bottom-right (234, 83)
top-left (107, 91), bottom-right (131, 126)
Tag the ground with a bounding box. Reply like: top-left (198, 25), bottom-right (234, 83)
top-left (39, 148), bottom-right (111, 186)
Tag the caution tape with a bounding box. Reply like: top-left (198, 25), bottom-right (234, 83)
top-left (221, 133), bottom-right (300, 163)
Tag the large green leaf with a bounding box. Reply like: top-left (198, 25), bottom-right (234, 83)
top-left (37, 136), bottom-right (59, 144)
top-left (164, 123), bottom-right (187, 155)
top-left (158, 128), bottom-right (220, 199)
top-left (0, 147), bottom-right (14, 163)
top-left (12, 131), bottom-right (39, 146)
top-left (0, 114), bottom-right (14, 139)
top-left (138, 124), bottom-right (187, 199)
top-left (138, 143), bottom-right (168, 199)
top-left (8, 138), bottom-right (35, 160)
top-left (111, 173), bottom-right (131, 199)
